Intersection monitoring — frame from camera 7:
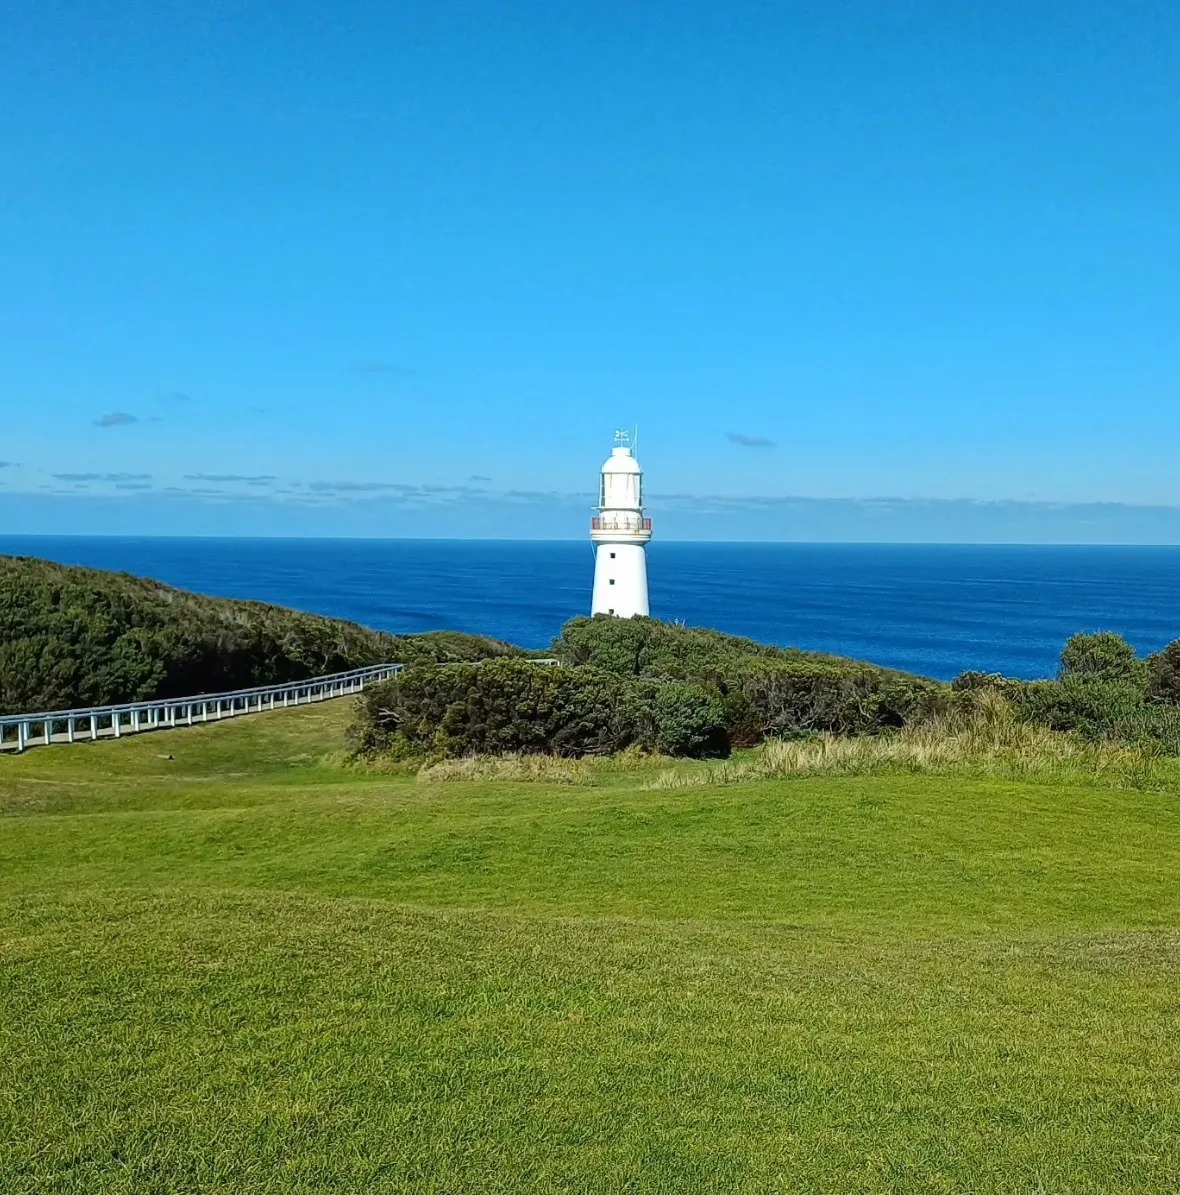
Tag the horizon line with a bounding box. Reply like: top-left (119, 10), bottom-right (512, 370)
top-left (4, 533), bottom-right (1180, 549)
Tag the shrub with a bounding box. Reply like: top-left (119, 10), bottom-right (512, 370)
top-left (1147, 640), bottom-right (1180, 705)
top-left (947, 635), bottom-right (1180, 752)
top-left (348, 659), bottom-right (729, 760)
top-left (731, 659), bottom-right (947, 738)
top-left (554, 615), bottom-right (948, 742)
top-left (951, 670), bottom-right (1007, 692)
top-left (1059, 631), bottom-right (1145, 685)
top-left (639, 679), bottom-right (729, 757)
top-left (1010, 676), bottom-right (1146, 735)
top-left (554, 614), bottom-right (828, 681)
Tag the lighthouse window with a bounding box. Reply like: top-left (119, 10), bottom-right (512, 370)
top-left (609, 552), bottom-right (616, 559)
top-left (609, 579), bottom-right (615, 585)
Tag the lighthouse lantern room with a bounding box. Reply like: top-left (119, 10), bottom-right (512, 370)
top-left (590, 431), bottom-right (652, 618)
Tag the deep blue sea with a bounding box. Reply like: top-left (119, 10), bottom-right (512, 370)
top-left (4, 536), bottom-right (1180, 681)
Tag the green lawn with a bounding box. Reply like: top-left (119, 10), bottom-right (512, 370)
top-left (3, 704), bottom-right (1180, 1193)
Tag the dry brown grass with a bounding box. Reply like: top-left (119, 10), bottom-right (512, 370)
top-left (416, 753), bottom-right (598, 785)
top-left (415, 743), bottom-right (675, 785)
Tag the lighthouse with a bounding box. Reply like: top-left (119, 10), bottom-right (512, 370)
top-left (590, 431), bottom-right (652, 617)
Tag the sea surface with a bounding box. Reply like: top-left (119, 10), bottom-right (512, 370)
top-left (4, 536), bottom-right (1180, 681)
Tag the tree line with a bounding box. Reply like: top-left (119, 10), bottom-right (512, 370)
top-left (351, 616), bottom-right (1180, 761)
top-left (0, 555), bottom-right (516, 714)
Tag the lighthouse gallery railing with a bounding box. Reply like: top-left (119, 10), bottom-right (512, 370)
top-left (591, 517), bottom-right (652, 531)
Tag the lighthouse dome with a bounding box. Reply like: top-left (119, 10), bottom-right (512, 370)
top-left (601, 446), bottom-right (641, 475)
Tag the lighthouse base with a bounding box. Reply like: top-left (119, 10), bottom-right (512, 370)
top-left (591, 543), bottom-right (649, 618)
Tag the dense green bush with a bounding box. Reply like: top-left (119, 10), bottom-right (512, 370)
top-left (1147, 640), bottom-right (1180, 705)
top-left (554, 614), bottom-right (833, 681)
top-left (348, 658), bottom-right (729, 760)
top-left (638, 678), bottom-right (730, 757)
top-left (1059, 631), bottom-right (1146, 685)
top-left (553, 615), bottom-right (947, 741)
top-left (953, 632), bottom-right (1180, 752)
top-left (0, 555), bottom-right (516, 713)
top-left (1008, 676), bottom-right (1147, 736)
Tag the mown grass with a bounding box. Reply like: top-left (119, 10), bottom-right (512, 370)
top-left (3, 701), bottom-right (1180, 1192)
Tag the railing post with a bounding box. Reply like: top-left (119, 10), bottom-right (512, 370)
top-left (113, 712), bottom-right (121, 739)
top-left (91, 714), bottom-right (98, 740)
top-left (67, 717), bottom-right (75, 744)
top-left (18, 721), bottom-right (28, 753)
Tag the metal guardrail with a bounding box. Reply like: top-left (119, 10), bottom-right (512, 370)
top-left (0, 663), bottom-right (403, 754)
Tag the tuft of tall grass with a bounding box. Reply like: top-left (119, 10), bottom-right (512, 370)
top-left (647, 689), bottom-right (1170, 791)
top-left (414, 744), bottom-right (676, 785)
top-left (416, 753), bottom-right (597, 785)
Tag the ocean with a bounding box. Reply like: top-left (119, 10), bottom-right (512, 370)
top-left (3, 536), bottom-right (1180, 681)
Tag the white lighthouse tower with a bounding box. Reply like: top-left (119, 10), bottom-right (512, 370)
top-left (590, 431), bottom-right (651, 618)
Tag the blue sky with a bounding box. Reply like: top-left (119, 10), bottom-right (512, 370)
top-left (3, 0), bottom-right (1179, 541)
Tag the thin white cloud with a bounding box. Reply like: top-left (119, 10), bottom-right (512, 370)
top-left (54, 472), bottom-right (152, 482)
top-left (184, 473), bottom-right (276, 484)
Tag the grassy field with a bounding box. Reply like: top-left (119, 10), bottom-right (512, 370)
top-left (3, 704), bottom-right (1180, 1192)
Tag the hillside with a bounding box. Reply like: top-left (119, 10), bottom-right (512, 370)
top-left (2, 702), bottom-right (1179, 1191)
top-left (0, 555), bottom-right (518, 714)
